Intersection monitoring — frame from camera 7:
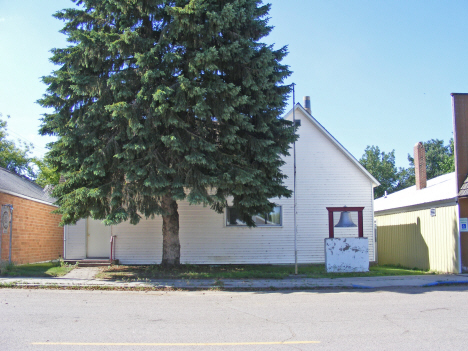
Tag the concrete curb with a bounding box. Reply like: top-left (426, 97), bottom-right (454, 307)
top-left (1, 274), bottom-right (468, 291)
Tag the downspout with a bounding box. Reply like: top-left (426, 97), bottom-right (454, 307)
top-left (8, 205), bottom-right (13, 263)
top-left (456, 199), bottom-right (462, 273)
top-left (85, 217), bottom-right (88, 258)
top-left (371, 183), bottom-right (377, 263)
top-left (63, 225), bottom-right (67, 260)
top-left (110, 225), bottom-right (116, 263)
top-left (0, 208), bottom-right (2, 260)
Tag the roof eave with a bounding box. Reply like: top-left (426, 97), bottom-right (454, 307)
top-left (375, 197), bottom-right (458, 216)
top-left (0, 188), bottom-right (58, 207)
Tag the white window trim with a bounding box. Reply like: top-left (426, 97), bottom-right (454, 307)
top-left (224, 206), bottom-right (283, 228)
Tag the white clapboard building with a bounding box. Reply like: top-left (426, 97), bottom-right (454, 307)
top-left (64, 100), bottom-right (379, 264)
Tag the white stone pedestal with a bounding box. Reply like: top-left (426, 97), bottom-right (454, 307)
top-left (325, 238), bottom-right (369, 273)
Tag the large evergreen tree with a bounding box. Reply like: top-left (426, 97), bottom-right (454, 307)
top-left (39, 0), bottom-right (295, 265)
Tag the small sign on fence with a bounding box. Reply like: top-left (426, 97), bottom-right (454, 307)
top-left (460, 218), bottom-right (468, 232)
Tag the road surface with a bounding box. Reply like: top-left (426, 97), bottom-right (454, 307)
top-left (1, 286), bottom-right (467, 350)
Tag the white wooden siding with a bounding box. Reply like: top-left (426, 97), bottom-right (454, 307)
top-left (65, 108), bottom-right (376, 264)
top-left (113, 217), bottom-right (162, 264)
top-left (287, 109), bottom-right (375, 263)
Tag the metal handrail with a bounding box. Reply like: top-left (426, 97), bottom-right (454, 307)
top-left (110, 235), bottom-right (116, 262)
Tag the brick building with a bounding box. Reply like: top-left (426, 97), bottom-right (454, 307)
top-left (0, 167), bottom-right (63, 264)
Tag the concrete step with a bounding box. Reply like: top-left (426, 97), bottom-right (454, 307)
top-left (78, 262), bottom-right (111, 267)
top-left (64, 259), bottom-right (113, 267)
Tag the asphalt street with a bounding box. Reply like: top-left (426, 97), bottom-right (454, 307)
top-left (1, 286), bottom-right (468, 350)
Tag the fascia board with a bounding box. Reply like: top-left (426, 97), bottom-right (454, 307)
top-left (374, 198), bottom-right (458, 216)
top-left (0, 189), bottom-right (58, 207)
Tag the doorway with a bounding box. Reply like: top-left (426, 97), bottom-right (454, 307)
top-left (87, 218), bottom-right (111, 258)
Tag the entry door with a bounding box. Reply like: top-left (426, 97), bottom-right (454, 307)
top-left (87, 219), bottom-right (111, 258)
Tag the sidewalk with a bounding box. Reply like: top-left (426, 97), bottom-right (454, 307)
top-left (1, 267), bottom-right (468, 290)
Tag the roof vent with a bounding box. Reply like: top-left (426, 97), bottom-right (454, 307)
top-left (303, 96), bottom-right (311, 114)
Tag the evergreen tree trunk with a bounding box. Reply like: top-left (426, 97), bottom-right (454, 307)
top-left (161, 194), bottom-right (180, 266)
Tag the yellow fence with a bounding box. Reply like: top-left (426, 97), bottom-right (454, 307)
top-left (376, 205), bottom-right (460, 273)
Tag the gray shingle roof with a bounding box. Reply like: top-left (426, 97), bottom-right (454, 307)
top-left (0, 167), bottom-right (56, 205)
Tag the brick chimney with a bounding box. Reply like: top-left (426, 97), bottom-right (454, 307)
top-left (414, 142), bottom-right (427, 190)
top-left (303, 96), bottom-right (311, 114)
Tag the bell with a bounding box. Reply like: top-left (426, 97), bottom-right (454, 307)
top-left (335, 211), bottom-right (357, 227)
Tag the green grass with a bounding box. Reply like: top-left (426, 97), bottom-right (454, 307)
top-left (0, 261), bottom-right (75, 277)
top-left (96, 264), bottom-right (432, 281)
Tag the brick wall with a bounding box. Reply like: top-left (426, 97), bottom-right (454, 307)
top-left (0, 192), bottom-right (63, 264)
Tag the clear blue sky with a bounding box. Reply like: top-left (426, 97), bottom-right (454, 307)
top-left (1, 0), bottom-right (468, 168)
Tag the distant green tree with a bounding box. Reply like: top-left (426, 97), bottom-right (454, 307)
top-left (39, 0), bottom-right (295, 266)
top-left (393, 167), bottom-right (413, 192)
top-left (359, 146), bottom-right (399, 198)
top-left (0, 113), bottom-right (37, 179)
top-left (363, 139), bottom-right (455, 195)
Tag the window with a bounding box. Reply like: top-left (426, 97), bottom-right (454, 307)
top-left (226, 206), bottom-right (282, 226)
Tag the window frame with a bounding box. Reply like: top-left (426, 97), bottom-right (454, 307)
top-left (225, 206), bottom-right (283, 227)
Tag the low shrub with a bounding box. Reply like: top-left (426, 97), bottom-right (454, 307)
top-left (0, 260), bottom-right (15, 275)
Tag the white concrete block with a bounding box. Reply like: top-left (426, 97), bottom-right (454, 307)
top-left (325, 238), bottom-right (369, 272)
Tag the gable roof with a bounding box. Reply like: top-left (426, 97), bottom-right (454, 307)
top-left (374, 172), bottom-right (457, 215)
top-left (284, 104), bottom-right (380, 187)
top-left (0, 167), bottom-right (56, 206)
